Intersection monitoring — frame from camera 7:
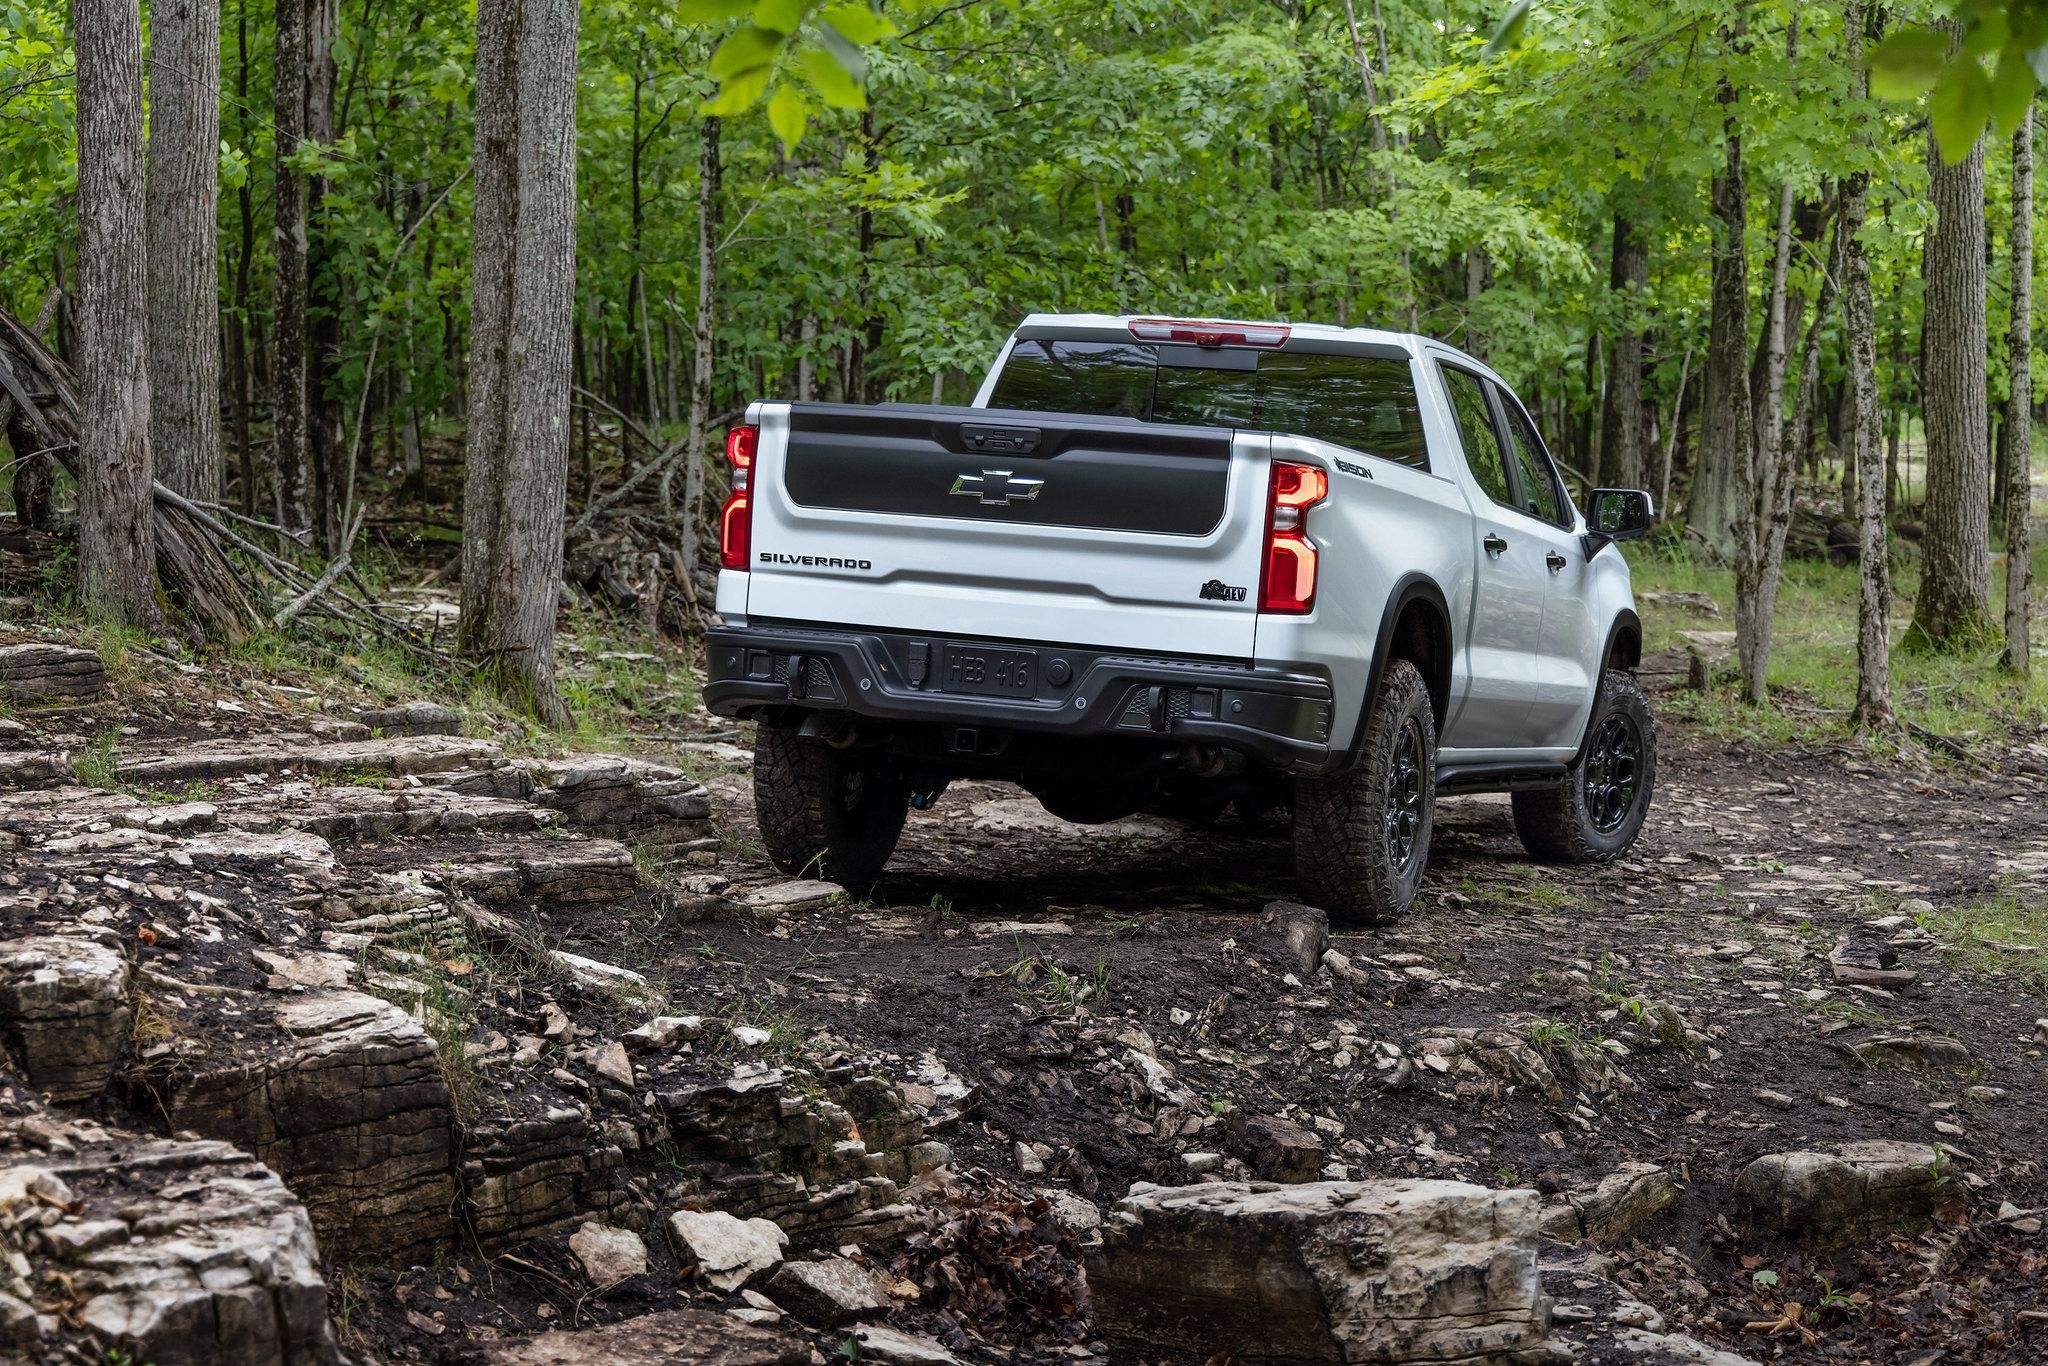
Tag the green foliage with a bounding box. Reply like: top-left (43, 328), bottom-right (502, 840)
top-left (73, 731), bottom-right (120, 789)
top-left (1872, 1), bottom-right (2048, 161)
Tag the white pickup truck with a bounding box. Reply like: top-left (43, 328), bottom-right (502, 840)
top-left (705, 314), bottom-right (1657, 925)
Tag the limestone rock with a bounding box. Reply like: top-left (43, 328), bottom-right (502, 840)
top-left (10, 1132), bottom-right (339, 1365)
top-left (1732, 1140), bottom-right (1942, 1242)
top-left (116, 733), bottom-right (504, 785)
top-left (743, 880), bottom-right (844, 917)
top-left (0, 933), bottom-right (132, 1102)
top-left (526, 754), bottom-right (714, 849)
top-left (0, 642), bottom-right (105, 703)
top-left (624, 1015), bottom-right (704, 1051)
top-left (1090, 1179), bottom-right (1548, 1363)
top-left (1417, 1028), bottom-right (1566, 1103)
top-left (1226, 1113), bottom-right (1326, 1184)
top-left (355, 700), bottom-right (466, 737)
top-left (763, 1255), bottom-right (887, 1326)
top-left (1539, 1163), bottom-right (1675, 1246)
top-left (1607, 1330), bottom-right (1762, 1364)
top-left (463, 1107), bottom-right (622, 1246)
top-left (568, 1222), bottom-right (649, 1285)
top-left (1260, 900), bottom-right (1330, 978)
top-left (162, 990), bottom-right (455, 1259)
top-left (465, 1308), bottom-right (812, 1364)
top-left (670, 1209), bottom-right (788, 1290)
top-left (0, 748), bottom-right (68, 789)
top-left (846, 1326), bottom-right (962, 1365)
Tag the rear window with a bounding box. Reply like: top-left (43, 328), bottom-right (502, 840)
top-left (988, 339), bottom-right (1429, 469)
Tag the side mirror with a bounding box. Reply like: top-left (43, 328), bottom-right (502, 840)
top-left (1585, 488), bottom-right (1654, 556)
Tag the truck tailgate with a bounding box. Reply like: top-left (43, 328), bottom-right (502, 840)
top-left (736, 403), bottom-right (1269, 659)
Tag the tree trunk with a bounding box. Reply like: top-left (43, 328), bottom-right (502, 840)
top-left (2005, 109), bottom-right (2035, 675)
top-left (229, 0), bottom-right (256, 514)
top-left (1687, 107), bottom-right (1753, 563)
top-left (1843, 1), bottom-right (1894, 729)
top-left (460, 0), bottom-right (577, 726)
top-left (305, 0), bottom-right (343, 553)
top-left (1749, 214), bottom-right (1844, 702)
top-left (458, 0), bottom-right (518, 654)
top-left (145, 0), bottom-right (222, 503)
top-left (1735, 177), bottom-right (1803, 704)
top-left (1600, 214), bottom-right (1648, 490)
top-left (271, 0), bottom-right (309, 534)
top-left (73, 0), bottom-right (162, 628)
top-left (1908, 108), bottom-right (1994, 650)
top-left (680, 115), bottom-right (721, 572)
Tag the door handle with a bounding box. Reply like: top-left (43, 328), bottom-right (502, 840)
top-left (1484, 534), bottom-right (1508, 557)
top-left (1546, 551), bottom-right (1568, 572)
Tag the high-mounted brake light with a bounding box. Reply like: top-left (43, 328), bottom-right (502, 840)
top-left (1127, 318), bottom-right (1290, 349)
top-left (719, 424), bottom-right (759, 571)
top-left (1259, 461), bottom-right (1328, 614)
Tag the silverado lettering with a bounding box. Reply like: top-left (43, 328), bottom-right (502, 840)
top-left (757, 552), bottom-right (874, 570)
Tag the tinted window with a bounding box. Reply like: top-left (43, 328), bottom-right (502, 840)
top-left (988, 340), bottom-right (1428, 468)
top-left (1440, 367), bottom-right (1512, 507)
top-left (1498, 395), bottom-right (1566, 525)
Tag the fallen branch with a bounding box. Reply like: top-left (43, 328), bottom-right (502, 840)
top-left (272, 553), bottom-right (352, 629)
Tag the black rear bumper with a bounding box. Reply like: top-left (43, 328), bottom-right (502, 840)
top-left (703, 623), bottom-right (1335, 771)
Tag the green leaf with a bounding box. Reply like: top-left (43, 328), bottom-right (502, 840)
top-left (1964, 11), bottom-right (2010, 59)
top-left (1931, 56), bottom-right (1992, 163)
top-left (1483, 0), bottom-right (1535, 59)
top-left (1991, 45), bottom-right (2037, 139)
top-left (676, 0), bottom-right (755, 21)
top-left (797, 43), bottom-right (865, 109)
top-left (752, 0), bottom-right (809, 35)
top-left (767, 83), bottom-right (807, 154)
top-left (700, 65), bottom-right (772, 116)
top-left (709, 25), bottom-right (781, 80)
top-left (1871, 29), bottom-right (1954, 99)
top-left (819, 1), bottom-right (895, 45)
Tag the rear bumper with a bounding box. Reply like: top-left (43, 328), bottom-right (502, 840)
top-left (704, 623), bottom-right (1335, 771)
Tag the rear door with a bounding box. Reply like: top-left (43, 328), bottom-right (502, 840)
top-left (740, 402), bottom-right (1270, 658)
top-left (1434, 361), bottom-right (1543, 751)
top-left (1494, 392), bottom-right (1599, 748)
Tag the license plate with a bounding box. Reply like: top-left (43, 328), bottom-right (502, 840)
top-left (940, 645), bottom-right (1037, 697)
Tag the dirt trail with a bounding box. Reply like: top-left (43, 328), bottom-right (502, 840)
top-left (565, 708), bottom-right (2048, 1363)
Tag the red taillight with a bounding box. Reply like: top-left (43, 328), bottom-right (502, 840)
top-left (719, 424), bottom-right (759, 571)
top-left (1259, 461), bottom-right (1328, 614)
top-left (1127, 317), bottom-right (1290, 348)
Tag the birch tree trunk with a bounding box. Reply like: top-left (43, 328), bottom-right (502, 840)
top-left (1734, 179), bottom-right (1798, 703)
top-left (74, 0), bottom-right (163, 628)
top-left (460, 0), bottom-right (576, 726)
top-left (145, 0), bottom-right (222, 502)
top-left (1599, 214), bottom-right (1648, 490)
top-left (1843, 0), bottom-right (1894, 729)
top-left (1907, 112), bottom-right (1995, 651)
top-left (2005, 109), bottom-right (2035, 676)
top-left (271, 0), bottom-right (310, 534)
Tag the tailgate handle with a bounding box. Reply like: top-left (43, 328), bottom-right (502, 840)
top-left (962, 424), bottom-right (1041, 455)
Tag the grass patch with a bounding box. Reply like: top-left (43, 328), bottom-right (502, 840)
top-left (1625, 524), bottom-right (2048, 750)
top-left (1910, 893), bottom-right (2048, 994)
top-left (73, 731), bottom-right (120, 788)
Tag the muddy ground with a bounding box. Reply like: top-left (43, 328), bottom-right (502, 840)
top-left (505, 676), bottom-right (2048, 1365)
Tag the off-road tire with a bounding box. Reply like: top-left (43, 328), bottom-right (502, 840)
top-left (752, 722), bottom-right (911, 887)
top-left (1292, 658), bottom-right (1437, 926)
top-left (1512, 669), bottom-right (1656, 865)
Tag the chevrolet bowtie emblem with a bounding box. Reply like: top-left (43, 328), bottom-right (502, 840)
top-left (950, 469), bottom-right (1044, 506)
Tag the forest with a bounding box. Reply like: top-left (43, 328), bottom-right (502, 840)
top-left (2, 3), bottom-right (2048, 1365)
top-left (2, 0), bottom-right (2045, 733)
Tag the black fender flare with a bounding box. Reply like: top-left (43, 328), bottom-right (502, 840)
top-left (1342, 574), bottom-right (1453, 769)
top-left (1569, 608), bottom-right (1643, 769)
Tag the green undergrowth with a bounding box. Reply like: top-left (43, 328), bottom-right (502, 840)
top-left (1908, 892), bottom-right (2048, 996)
top-left (1625, 525), bottom-right (2048, 753)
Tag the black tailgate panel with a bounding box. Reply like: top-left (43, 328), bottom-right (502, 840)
top-left (781, 403), bottom-right (1233, 537)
